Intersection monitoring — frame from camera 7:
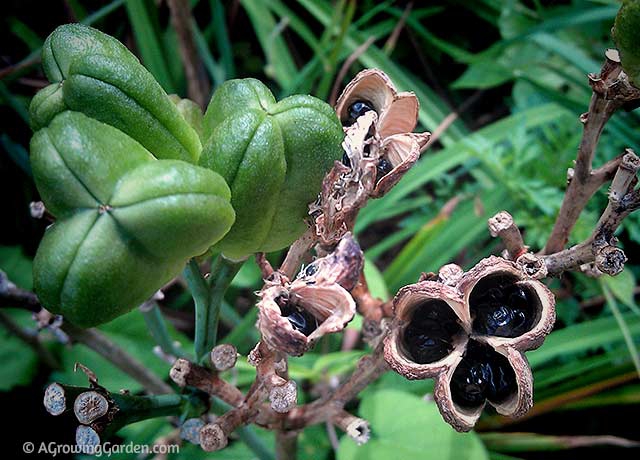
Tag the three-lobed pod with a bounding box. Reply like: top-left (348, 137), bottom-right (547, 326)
top-left (384, 256), bottom-right (555, 432)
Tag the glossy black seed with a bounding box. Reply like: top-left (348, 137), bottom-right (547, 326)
top-left (450, 341), bottom-right (517, 409)
top-left (402, 300), bottom-right (462, 364)
top-left (342, 152), bottom-right (352, 168)
top-left (304, 263), bottom-right (318, 277)
top-left (470, 276), bottom-right (536, 338)
top-left (375, 158), bottom-right (393, 183)
top-left (280, 303), bottom-right (318, 336)
top-left (344, 100), bottom-right (374, 126)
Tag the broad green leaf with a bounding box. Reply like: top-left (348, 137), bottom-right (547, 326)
top-left (337, 390), bottom-right (488, 460)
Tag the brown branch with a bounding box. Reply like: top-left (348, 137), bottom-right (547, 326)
top-left (544, 52), bottom-right (640, 254)
top-left (169, 358), bottom-right (244, 406)
top-left (280, 228), bottom-right (316, 279)
top-left (331, 410), bottom-right (370, 445)
top-left (488, 211), bottom-right (527, 260)
top-left (544, 149), bottom-right (640, 276)
top-left (167, 0), bottom-right (209, 107)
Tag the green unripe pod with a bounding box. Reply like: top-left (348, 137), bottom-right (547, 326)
top-left (31, 112), bottom-right (235, 327)
top-left (29, 83), bottom-right (66, 131)
top-left (36, 23), bottom-right (201, 162)
top-left (169, 95), bottom-right (204, 141)
top-left (200, 79), bottom-right (344, 260)
top-left (614, 0), bottom-right (640, 85)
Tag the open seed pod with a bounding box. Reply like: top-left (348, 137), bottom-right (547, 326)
top-left (433, 339), bottom-right (532, 432)
top-left (384, 281), bottom-right (469, 380)
top-left (335, 69), bottom-right (430, 198)
top-left (336, 69), bottom-right (419, 137)
top-left (256, 235), bottom-right (361, 356)
top-left (459, 256), bottom-right (556, 352)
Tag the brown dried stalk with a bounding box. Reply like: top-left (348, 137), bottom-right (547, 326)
top-left (544, 149), bottom-right (640, 276)
top-left (544, 50), bottom-right (640, 254)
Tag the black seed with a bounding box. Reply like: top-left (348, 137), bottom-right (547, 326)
top-left (304, 263), bottom-right (318, 277)
top-left (375, 158), bottom-right (393, 183)
top-left (342, 152), bottom-right (352, 168)
top-left (470, 275), bottom-right (536, 338)
top-left (344, 100), bottom-right (374, 126)
top-left (450, 341), bottom-right (517, 409)
top-left (401, 300), bottom-right (462, 364)
top-left (280, 302), bottom-right (318, 336)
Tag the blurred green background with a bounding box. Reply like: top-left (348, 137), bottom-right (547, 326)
top-left (1, 0), bottom-right (639, 459)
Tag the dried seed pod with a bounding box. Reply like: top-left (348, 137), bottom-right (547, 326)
top-left (433, 340), bottom-right (532, 432)
top-left (293, 233), bottom-right (364, 291)
top-left (336, 69), bottom-right (420, 137)
top-left (257, 235), bottom-right (361, 355)
top-left (334, 69), bottom-right (430, 198)
top-left (460, 256), bottom-right (555, 351)
top-left (386, 255), bottom-right (554, 432)
top-left (384, 281), bottom-right (469, 379)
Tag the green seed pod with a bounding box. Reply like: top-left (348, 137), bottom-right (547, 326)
top-left (614, 0), bottom-right (640, 85)
top-left (29, 83), bottom-right (65, 131)
top-left (31, 112), bottom-right (235, 327)
top-left (169, 95), bottom-right (205, 142)
top-left (37, 23), bottom-right (201, 163)
top-left (200, 79), bottom-right (343, 260)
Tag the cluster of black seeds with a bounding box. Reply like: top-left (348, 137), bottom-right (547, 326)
top-left (402, 300), bottom-right (462, 364)
top-left (450, 341), bottom-right (517, 409)
top-left (470, 275), bottom-right (536, 338)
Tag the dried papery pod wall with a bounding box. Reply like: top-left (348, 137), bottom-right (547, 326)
top-left (384, 256), bottom-right (556, 431)
top-left (257, 234), bottom-right (363, 356)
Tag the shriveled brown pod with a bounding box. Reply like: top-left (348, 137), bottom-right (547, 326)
top-left (257, 235), bottom-right (361, 356)
top-left (384, 281), bottom-right (469, 380)
top-left (459, 256), bottom-right (556, 351)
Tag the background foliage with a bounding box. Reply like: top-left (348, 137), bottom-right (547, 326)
top-left (1, 0), bottom-right (639, 458)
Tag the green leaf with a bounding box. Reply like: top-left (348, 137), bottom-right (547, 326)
top-left (0, 312), bottom-right (39, 391)
top-left (452, 60), bottom-right (515, 89)
top-left (337, 390), bottom-right (488, 460)
top-left (0, 245), bottom-right (33, 290)
top-left (124, 0), bottom-right (176, 92)
top-left (602, 269), bottom-right (639, 314)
